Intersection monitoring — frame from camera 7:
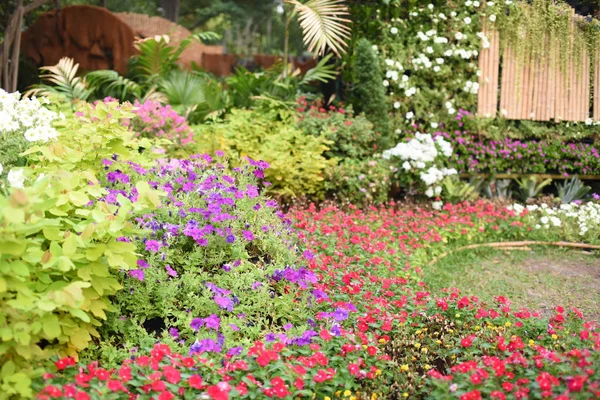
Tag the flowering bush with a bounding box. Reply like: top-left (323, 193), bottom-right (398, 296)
top-left (436, 123), bottom-right (600, 175)
top-left (510, 202), bottom-right (600, 244)
top-left (125, 100), bottom-right (194, 147)
top-left (83, 155), bottom-right (317, 365)
top-left (191, 109), bottom-right (336, 199)
top-left (0, 89), bottom-right (60, 185)
top-left (383, 132), bottom-right (456, 198)
top-left (295, 98), bottom-right (380, 159)
top-left (36, 200), bottom-right (600, 399)
top-left (324, 157), bottom-right (392, 206)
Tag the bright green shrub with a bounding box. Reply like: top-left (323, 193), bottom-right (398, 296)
top-left (22, 101), bottom-right (163, 176)
top-left (191, 109), bottom-right (336, 199)
top-left (296, 98), bottom-right (380, 158)
top-left (324, 157), bottom-right (392, 206)
top-left (0, 169), bottom-right (158, 399)
top-left (352, 38), bottom-right (392, 149)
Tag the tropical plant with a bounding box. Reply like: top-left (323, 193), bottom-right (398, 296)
top-left (555, 176), bottom-right (591, 204)
top-left (281, 0), bottom-right (351, 77)
top-left (515, 175), bottom-right (552, 202)
top-left (227, 54), bottom-right (337, 109)
top-left (85, 70), bottom-right (144, 102)
top-left (24, 58), bottom-right (92, 102)
top-left (441, 176), bottom-right (482, 204)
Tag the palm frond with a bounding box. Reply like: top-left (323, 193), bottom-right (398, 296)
top-left (287, 0), bottom-right (351, 57)
top-left (24, 57), bottom-right (91, 102)
top-left (158, 70), bottom-right (207, 117)
top-left (85, 70), bottom-right (143, 100)
top-left (300, 53), bottom-right (337, 85)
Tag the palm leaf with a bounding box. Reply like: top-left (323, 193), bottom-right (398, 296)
top-left (300, 53), bottom-right (337, 85)
top-left (158, 70), bottom-right (207, 118)
top-left (287, 0), bottom-right (351, 57)
top-left (86, 70), bottom-right (143, 100)
top-left (25, 57), bottom-right (91, 101)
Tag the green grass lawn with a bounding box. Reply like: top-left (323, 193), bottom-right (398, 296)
top-left (424, 247), bottom-right (600, 320)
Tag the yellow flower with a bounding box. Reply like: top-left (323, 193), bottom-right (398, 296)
top-left (362, 345), bottom-right (368, 349)
top-left (344, 390), bottom-right (352, 397)
top-left (414, 343), bottom-right (421, 349)
top-left (379, 338), bottom-right (387, 344)
top-left (529, 339), bottom-right (535, 346)
top-left (403, 393), bottom-right (409, 397)
top-left (505, 322), bottom-right (511, 327)
top-left (325, 397), bottom-right (331, 400)
top-left (552, 334), bottom-right (558, 340)
top-left (435, 340), bottom-right (442, 345)
top-left (401, 364), bottom-right (409, 372)
top-left (415, 330), bottom-right (422, 335)
top-left (375, 369), bottom-right (382, 376)
top-left (425, 364), bottom-right (431, 369)
top-left (455, 314), bottom-right (460, 318)
top-left (371, 393), bottom-right (378, 400)
top-left (421, 347), bottom-right (428, 354)
top-left (474, 325), bottom-right (481, 331)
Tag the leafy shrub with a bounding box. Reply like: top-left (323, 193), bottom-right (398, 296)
top-left (191, 109), bottom-right (336, 199)
top-left (324, 157), bottom-right (392, 206)
top-left (296, 98), bottom-right (379, 159)
top-left (79, 155), bottom-right (316, 366)
top-left (0, 169), bottom-right (156, 398)
top-left (352, 38), bottom-right (391, 148)
top-left (23, 101), bottom-right (162, 177)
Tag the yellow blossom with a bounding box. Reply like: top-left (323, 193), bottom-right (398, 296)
top-left (401, 364), bottom-right (409, 372)
top-left (403, 393), bottom-right (409, 397)
top-left (344, 390), bottom-right (352, 397)
top-left (379, 338), bottom-right (387, 343)
top-left (421, 347), bottom-right (428, 354)
top-left (552, 334), bottom-right (558, 340)
top-left (505, 322), bottom-right (511, 327)
top-left (425, 364), bottom-right (431, 369)
top-left (414, 343), bottom-right (421, 349)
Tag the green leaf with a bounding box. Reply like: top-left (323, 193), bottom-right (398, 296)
top-left (62, 234), bottom-right (78, 256)
top-left (41, 314), bottom-right (61, 339)
top-left (0, 240), bottom-right (26, 256)
top-left (68, 308), bottom-right (91, 323)
top-left (68, 191), bottom-right (90, 207)
top-left (10, 261), bottom-right (29, 277)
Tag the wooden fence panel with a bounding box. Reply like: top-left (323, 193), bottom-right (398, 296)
top-left (477, 7), bottom-right (595, 122)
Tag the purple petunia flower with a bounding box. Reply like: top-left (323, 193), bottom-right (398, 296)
top-left (128, 269), bottom-right (145, 281)
top-left (204, 314), bottom-right (220, 330)
top-left (226, 235), bottom-right (235, 243)
top-left (214, 295), bottom-right (234, 311)
top-left (333, 308), bottom-right (349, 322)
top-left (227, 346), bottom-right (243, 356)
top-left (145, 240), bottom-right (161, 253)
top-left (165, 264), bottom-right (178, 277)
top-left (229, 323), bottom-right (240, 331)
top-left (137, 259), bottom-right (149, 269)
top-left (169, 327), bottom-right (179, 338)
top-left (190, 318), bottom-right (204, 331)
top-left (265, 333), bottom-right (276, 342)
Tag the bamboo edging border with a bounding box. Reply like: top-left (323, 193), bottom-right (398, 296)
top-left (459, 173), bottom-right (600, 181)
top-left (428, 241), bottom-right (600, 267)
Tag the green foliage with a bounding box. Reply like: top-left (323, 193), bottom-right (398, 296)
top-left (0, 130), bottom-right (29, 175)
top-left (515, 176), bottom-right (552, 202)
top-left (296, 100), bottom-right (379, 159)
top-left (352, 38), bottom-right (391, 148)
top-left (25, 58), bottom-right (92, 103)
top-left (324, 157), bottom-right (391, 206)
top-left (226, 55), bottom-right (337, 110)
top-left (85, 70), bottom-right (143, 102)
top-left (0, 170), bottom-right (156, 399)
top-left (441, 176), bottom-right (482, 204)
top-left (191, 109), bottom-right (336, 199)
top-left (22, 101), bottom-right (162, 175)
top-left (555, 175), bottom-right (591, 203)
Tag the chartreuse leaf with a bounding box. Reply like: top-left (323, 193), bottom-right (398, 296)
top-left (41, 314), bottom-right (61, 339)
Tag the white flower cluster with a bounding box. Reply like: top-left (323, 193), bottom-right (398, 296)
top-left (382, 133), bottom-right (456, 197)
top-left (510, 202), bottom-right (600, 237)
top-left (0, 89), bottom-right (60, 143)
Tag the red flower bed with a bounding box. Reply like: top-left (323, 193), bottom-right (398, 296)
top-left (36, 202), bottom-right (599, 399)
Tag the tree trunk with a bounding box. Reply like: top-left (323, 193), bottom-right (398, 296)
top-left (160, 0), bottom-right (180, 23)
top-left (0, 0), bottom-right (51, 92)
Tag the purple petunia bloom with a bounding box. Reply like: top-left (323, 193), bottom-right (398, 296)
top-left (227, 346), bottom-right (243, 356)
top-left (252, 282), bottom-right (263, 290)
top-left (169, 327), bottom-right (179, 338)
top-left (145, 240), bottom-right (161, 253)
top-left (137, 259), bottom-right (149, 269)
top-left (215, 150), bottom-right (225, 157)
top-left (283, 323), bottom-right (293, 331)
top-left (129, 269), bottom-right (145, 281)
top-left (226, 235), bottom-right (235, 243)
top-left (204, 314), bottom-right (220, 330)
top-left (265, 333), bottom-right (276, 342)
top-left (165, 264), bottom-right (178, 277)
top-left (229, 324), bottom-right (240, 331)
top-left (333, 308), bottom-right (349, 322)
top-left (242, 230), bottom-right (254, 241)
top-left (303, 250), bottom-right (314, 260)
top-left (214, 295), bottom-right (234, 311)
top-left (190, 318), bottom-right (204, 331)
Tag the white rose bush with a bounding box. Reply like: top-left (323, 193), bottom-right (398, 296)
top-left (382, 132), bottom-right (456, 198)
